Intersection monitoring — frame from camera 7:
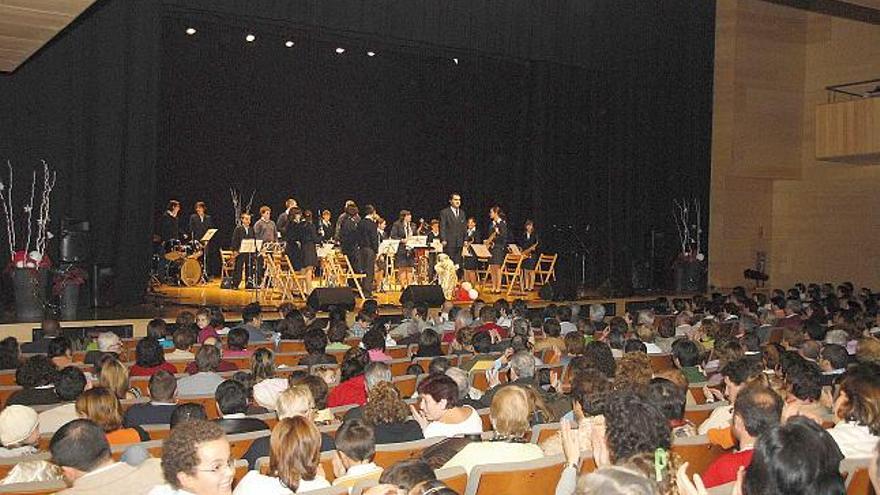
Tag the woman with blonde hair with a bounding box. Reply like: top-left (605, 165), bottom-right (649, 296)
top-left (234, 416), bottom-right (330, 494)
top-left (98, 356), bottom-right (140, 400)
top-left (75, 387), bottom-right (147, 445)
top-left (441, 386), bottom-right (543, 474)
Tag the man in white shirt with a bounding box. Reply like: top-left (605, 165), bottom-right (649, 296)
top-left (177, 345), bottom-right (224, 396)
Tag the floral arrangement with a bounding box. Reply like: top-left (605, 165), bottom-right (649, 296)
top-left (672, 198), bottom-right (704, 262)
top-left (0, 161), bottom-right (57, 269)
top-left (52, 265), bottom-right (87, 296)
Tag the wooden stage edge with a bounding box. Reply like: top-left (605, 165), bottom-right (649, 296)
top-left (0, 279), bottom-right (692, 341)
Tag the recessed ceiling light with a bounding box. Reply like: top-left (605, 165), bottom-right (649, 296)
top-left (335, 47), bottom-right (345, 54)
top-left (285, 40), bottom-right (295, 48)
top-left (245, 34), bottom-right (255, 42)
top-left (185, 27), bottom-right (196, 35)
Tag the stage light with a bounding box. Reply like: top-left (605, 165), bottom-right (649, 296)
top-left (367, 51), bottom-right (376, 57)
top-left (452, 57), bottom-right (459, 65)
top-left (335, 47), bottom-right (345, 54)
top-left (245, 34), bottom-right (255, 43)
top-left (285, 40), bottom-right (295, 48)
top-left (185, 27), bottom-right (197, 35)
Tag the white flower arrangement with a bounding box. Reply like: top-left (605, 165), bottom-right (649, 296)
top-left (0, 161), bottom-right (57, 268)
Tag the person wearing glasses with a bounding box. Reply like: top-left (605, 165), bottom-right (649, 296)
top-left (150, 419), bottom-right (235, 495)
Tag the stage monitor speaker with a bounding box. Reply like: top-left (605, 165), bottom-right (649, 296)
top-left (539, 281), bottom-right (576, 302)
top-left (307, 287), bottom-right (356, 312)
top-left (399, 285), bottom-right (445, 307)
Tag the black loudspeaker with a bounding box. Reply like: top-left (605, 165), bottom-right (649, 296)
top-left (307, 287), bottom-right (356, 311)
top-left (399, 285), bottom-right (445, 307)
top-left (539, 281), bottom-right (577, 302)
top-left (674, 261), bottom-right (704, 293)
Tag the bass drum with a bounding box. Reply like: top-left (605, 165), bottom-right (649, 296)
top-left (180, 258), bottom-right (202, 286)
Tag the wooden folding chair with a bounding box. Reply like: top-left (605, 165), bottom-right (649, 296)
top-left (500, 253), bottom-right (525, 297)
top-left (534, 253), bottom-right (557, 285)
top-left (463, 453), bottom-right (566, 495)
top-left (530, 422), bottom-right (562, 445)
top-left (334, 252), bottom-right (366, 299)
top-left (220, 250), bottom-right (235, 279)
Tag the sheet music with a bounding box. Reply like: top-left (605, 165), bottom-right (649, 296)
top-left (470, 243), bottom-right (491, 258)
top-left (379, 239), bottom-right (400, 256)
top-left (240, 239), bottom-right (257, 253)
top-left (200, 228), bottom-right (218, 242)
top-left (508, 244), bottom-right (522, 255)
top-left (407, 235), bottom-right (428, 248)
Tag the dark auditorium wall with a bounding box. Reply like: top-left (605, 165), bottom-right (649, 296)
top-left (157, 0), bottom-right (716, 291)
top-left (1, 0), bottom-right (715, 302)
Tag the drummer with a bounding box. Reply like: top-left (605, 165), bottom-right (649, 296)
top-left (157, 200), bottom-right (181, 283)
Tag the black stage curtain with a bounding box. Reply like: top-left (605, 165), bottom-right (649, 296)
top-left (157, 0), bottom-right (715, 291)
top-left (0, 0), bottom-right (160, 304)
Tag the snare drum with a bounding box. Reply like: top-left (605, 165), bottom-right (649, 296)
top-left (163, 240), bottom-right (185, 261)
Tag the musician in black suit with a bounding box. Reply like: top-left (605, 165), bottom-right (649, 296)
top-left (159, 200), bottom-right (181, 243)
top-left (391, 210), bottom-right (416, 288)
top-left (487, 206), bottom-right (509, 293)
top-left (357, 205), bottom-right (380, 298)
top-left (462, 217), bottom-right (480, 287)
top-left (426, 219), bottom-right (442, 282)
top-left (338, 203), bottom-right (361, 274)
top-left (439, 193), bottom-right (467, 268)
top-left (276, 198), bottom-right (297, 237)
top-left (520, 220), bottom-right (540, 291)
top-left (317, 209), bottom-right (334, 243)
top-left (188, 202), bottom-right (213, 242)
top-left (230, 213), bottom-right (257, 289)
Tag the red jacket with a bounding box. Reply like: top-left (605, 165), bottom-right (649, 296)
top-left (702, 450), bottom-right (754, 488)
top-left (327, 374), bottom-right (367, 408)
top-left (129, 362), bottom-right (178, 377)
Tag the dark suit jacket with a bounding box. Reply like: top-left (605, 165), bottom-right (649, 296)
top-left (159, 212), bottom-right (180, 242)
top-left (276, 209), bottom-right (291, 236)
top-left (123, 402), bottom-right (177, 427)
top-left (357, 217), bottom-right (380, 252)
top-left (440, 207), bottom-right (467, 247)
top-left (189, 213), bottom-right (213, 241)
top-left (213, 417), bottom-right (270, 435)
top-left (339, 214), bottom-right (360, 254)
top-left (230, 225), bottom-right (255, 251)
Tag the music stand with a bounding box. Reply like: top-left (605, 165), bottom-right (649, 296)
top-left (378, 239), bottom-right (400, 292)
top-left (199, 228), bottom-right (218, 283)
top-left (240, 239), bottom-right (259, 301)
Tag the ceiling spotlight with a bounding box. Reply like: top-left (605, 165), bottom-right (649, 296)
top-left (245, 34), bottom-right (255, 42)
top-left (452, 57), bottom-right (459, 65)
top-left (285, 40), bottom-right (295, 48)
top-left (367, 51), bottom-right (376, 57)
top-left (335, 47), bottom-right (345, 54)
top-left (185, 27), bottom-right (197, 36)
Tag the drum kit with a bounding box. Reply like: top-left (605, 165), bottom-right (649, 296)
top-left (162, 239), bottom-right (205, 286)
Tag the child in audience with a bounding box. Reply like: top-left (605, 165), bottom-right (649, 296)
top-left (331, 419), bottom-right (384, 489)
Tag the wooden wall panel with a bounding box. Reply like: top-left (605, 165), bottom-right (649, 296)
top-left (815, 98), bottom-right (880, 163)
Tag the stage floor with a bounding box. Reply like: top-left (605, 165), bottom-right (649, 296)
top-left (147, 278), bottom-right (543, 311)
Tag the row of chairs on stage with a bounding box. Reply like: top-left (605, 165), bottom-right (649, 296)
top-left (216, 247), bottom-right (558, 301)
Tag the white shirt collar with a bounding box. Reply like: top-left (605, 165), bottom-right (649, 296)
top-left (344, 463), bottom-right (380, 476)
top-left (80, 462), bottom-right (122, 480)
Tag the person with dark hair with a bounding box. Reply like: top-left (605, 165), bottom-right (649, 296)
top-left (737, 417), bottom-right (845, 495)
top-left (224, 328), bottom-right (250, 358)
top-left (194, 308), bottom-right (220, 344)
top-left (415, 329), bottom-right (442, 358)
top-left (782, 360), bottom-right (829, 421)
top-left (169, 403), bottom-right (208, 429)
top-left (819, 343), bottom-right (849, 385)
top-left (50, 419), bottom-right (163, 494)
top-left (378, 459), bottom-right (436, 492)
top-left (428, 356), bottom-right (450, 376)
top-left (331, 419), bottom-right (383, 488)
top-left (623, 339), bottom-right (648, 354)
top-left (7, 355), bottom-right (59, 406)
top-left (360, 381), bottom-right (423, 444)
top-left (671, 338), bottom-right (705, 383)
top-left (147, 318), bottom-right (173, 349)
top-left (298, 329), bottom-right (336, 367)
top-left (698, 357), bottom-right (766, 435)
top-left (177, 344), bottom-right (224, 395)
top-left (363, 329), bottom-right (392, 363)
top-left (828, 363), bottom-right (880, 458)
top-left (123, 370), bottom-right (178, 427)
top-left (327, 321), bottom-right (351, 351)
top-left (700, 385), bottom-right (783, 488)
top-left (38, 366), bottom-right (88, 433)
top-left (48, 336), bottom-right (74, 369)
top-left (130, 338), bottom-right (177, 377)
top-left (647, 378), bottom-right (696, 438)
top-left (0, 336), bottom-right (20, 370)
top-left (165, 327), bottom-right (197, 362)
top-left (475, 306), bottom-right (508, 340)
top-left (411, 373), bottom-right (482, 438)
top-left (582, 341), bottom-right (617, 378)
top-left (153, 419), bottom-right (235, 495)
top-left (19, 319), bottom-right (61, 354)
top-left (541, 369), bottom-right (610, 457)
top-left (212, 380), bottom-right (269, 435)
top-left (459, 331), bottom-right (496, 372)
top-left (327, 347), bottom-right (369, 408)
top-left (236, 302), bottom-right (267, 343)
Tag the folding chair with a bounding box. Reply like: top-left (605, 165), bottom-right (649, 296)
top-left (500, 253), bottom-right (525, 297)
top-left (534, 254), bottom-right (557, 285)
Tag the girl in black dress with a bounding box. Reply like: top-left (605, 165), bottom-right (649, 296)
top-left (462, 217), bottom-right (480, 288)
top-left (391, 210), bottom-right (416, 288)
top-left (486, 206), bottom-right (509, 293)
top-left (520, 220), bottom-right (540, 291)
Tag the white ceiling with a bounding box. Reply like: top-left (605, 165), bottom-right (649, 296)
top-left (0, 0), bottom-right (97, 73)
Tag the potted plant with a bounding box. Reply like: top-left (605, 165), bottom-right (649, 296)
top-left (0, 161), bottom-right (57, 321)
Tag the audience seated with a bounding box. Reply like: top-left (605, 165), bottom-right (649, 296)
top-left (234, 417), bottom-right (330, 494)
top-left (646, 377), bottom-right (697, 438)
top-left (362, 381), bottom-right (424, 444)
top-left (39, 366), bottom-right (88, 434)
top-left (213, 380), bottom-right (270, 435)
top-left (289, 374), bottom-right (334, 423)
top-left (331, 419), bottom-right (384, 488)
top-left (98, 356), bottom-right (141, 400)
top-left (582, 341), bottom-right (617, 378)
top-left (235, 303), bottom-right (268, 344)
top-left (250, 349), bottom-right (289, 410)
top-left (411, 374), bottom-right (482, 439)
top-left (671, 339), bottom-right (706, 383)
top-left (827, 363), bottom-right (880, 459)
top-left (701, 384), bottom-right (783, 488)
top-left (178, 344), bottom-right (225, 396)
top-left (442, 385), bottom-right (543, 473)
top-left (363, 329), bottom-right (393, 363)
top-left (327, 347), bottom-right (369, 408)
top-left (224, 328), bottom-right (251, 358)
top-left (542, 368), bottom-right (610, 456)
top-left (20, 319), bottom-right (61, 355)
top-left (0, 336), bottom-right (20, 371)
top-left (297, 329), bottom-right (337, 367)
top-left (459, 332), bottom-right (495, 372)
top-left (378, 459), bottom-right (437, 492)
top-left (76, 387), bottom-right (148, 445)
top-left (150, 419), bottom-right (233, 495)
top-left (0, 405), bottom-right (40, 458)
top-left (698, 357), bottom-right (764, 435)
top-left (130, 338), bottom-right (178, 377)
top-left (343, 361), bottom-right (393, 422)
top-left (444, 367), bottom-right (484, 410)
top-left (169, 403), bottom-right (208, 429)
top-left (414, 329), bottom-right (443, 358)
top-left (326, 321), bottom-right (351, 351)
top-left (7, 355), bottom-right (60, 406)
top-left (51, 419), bottom-right (163, 495)
top-left (148, 318), bottom-right (174, 349)
top-left (124, 370), bottom-right (178, 427)
top-left (196, 308), bottom-right (220, 344)
top-left (84, 332), bottom-right (124, 369)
